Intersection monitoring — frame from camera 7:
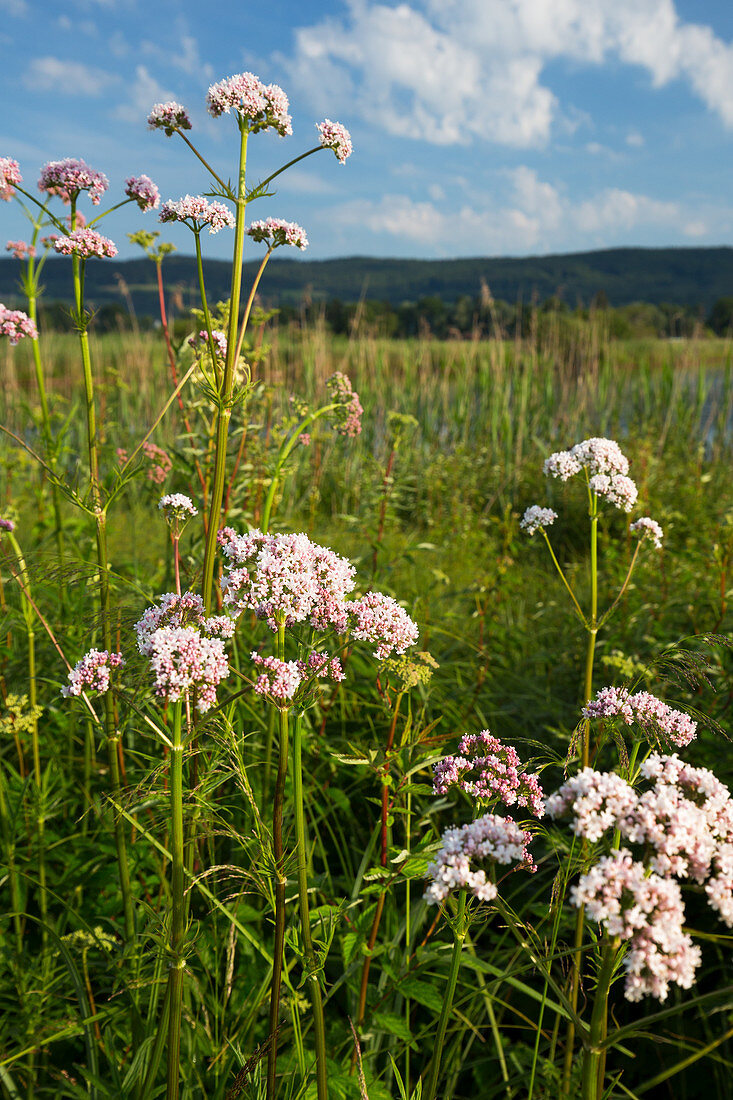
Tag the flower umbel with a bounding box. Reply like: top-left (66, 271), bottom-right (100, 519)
top-left (0, 305), bottom-right (38, 344)
top-left (160, 195), bottom-right (235, 234)
top-left (38, 158), bottom-right (109, 205)
top-left (424, 813), bottom-right (536, 906)
top-left (61, 650), bottom-right (124, 697)
top-left (317, 119), bottom-right (353, 163)
top-left (54, 229), bottom-right (118, 260)
top-left (147, 102), bottom-right (192, 136)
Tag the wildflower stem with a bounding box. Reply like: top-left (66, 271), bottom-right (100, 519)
top-left (266, 619), bottom-right (289, 1100)
top-left (256, 146), bottom-right (321, 194)
top-left (0, 766), bottom-right (23, 952)
top-left (71, 231), bottom-right (135, 943)
top-left (166, 701), bottom-right (186, 1100)
top-left (193, 230), bottom-right (223, 389)
top-left (6, 530), bottom-right (46, 952)
top-left (425, 890), bottom-right (468, 1100)
top-left (260, 405), bottom-right (339, 534)
top-left (177, 131), bottom-right (228, 191)
top-left (292, 712), bottom-right (328, 1100)
top-left (541, 530), bottom-right (586, 625)
top-left (581, 941), bottom-right (618, 1100)
top-left (232, 246), bottom-right (273, 367)
top-left (201, 124), bottom-right (249, 613)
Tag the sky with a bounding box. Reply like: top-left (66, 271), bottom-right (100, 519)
top-left (2, 0), bottom-right (733, 261)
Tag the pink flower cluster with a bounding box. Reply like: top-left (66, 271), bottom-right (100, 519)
top-left (54, 229), bottom-right (118, 260)
top-left (544, 438), bottom-right (630, 480)
top-left (588, 472), bottom-right (638, 512)
top-left (520, 505), bottom-right (557, 535)
top-left (147, 626), bottom-right (229, 712)
top-left (6, 240), bottom-right (36, 261)
top-left (0, 305), bottom-right (38, 344)
top-left (159, 493), bottom-right (197, 521)
top-left (188, 329), bottom-right (227, 358)
top-left (316, 119), bottom-right (353, 164)
top-left (135, 592), bottom-right (234, 712)
top-left (545, 768), bottom-right (638, 842)
top-left (327, 372), bottom-right (363, 437)
top-left (0, 157), bottom-right (21, 201)
top-left (206, 72), bottom-right (292, 136)
top-left (147, 102), bottom-right (192, 135)
top-left (142, 441), bottom-right (172, 483)
top-left (125, 174), bottom-right (160, 212)
top-left (221, 530), bottom-right (356, 632)
top-left (220, 528), bottom-right (419, 660)
top-left (548, 754), bottom-right (733, 997)
top-left (246, 217), bottom-right (308, 250)
top-left (433, 730), bottom-right (545, 817)
top-left (348, 591), bottom-right (419, 660)
top-left (61, 649), bottom-right (124, 698)
top-left (572, 849), bottom-right (700, 1002)
top-left (251, 650), bottom-right (344, 707)
top-left (424, 813), bottom-right (535, 905)
top-left (38, 158), bottom-right (108, 205)
top-left (160, 195), bottom-right (235, 234)
top-left (631, 516), bottom-right (663, 548)
top-left (583, 685), bottom-right (697, 748)
top-left (0, 518), bottom-right (16, 532)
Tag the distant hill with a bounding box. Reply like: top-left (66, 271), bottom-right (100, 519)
top-left (1, 247), bottom-right (732, 314)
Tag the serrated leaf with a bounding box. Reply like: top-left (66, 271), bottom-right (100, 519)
top-left (372, 1011), bottom-right (414, 1045)
top-left (399, 977), bottom-right (444, 1014)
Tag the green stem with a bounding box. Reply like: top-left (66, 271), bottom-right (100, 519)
top-left (71, 242), bottom-right (135, 944)
top-left (581, 943), bottom-right (618, 1100)
top-left (425, 891), bottom-right (468, 1100)
top-left (231, 247), bottom-right (273, 366)
top-left (563, 497), bottom-right (599, 1096)
top-left (177, 131), bottom-right (228, 190)
top-left (541, 529), bottom-right (586, 626)
top-left (166, 701), bottom-right (186, 1100)
top-left (201, 125), bottom-right (249, 614)
top-left (293, 713), bottom-right (328, 1100)
top-left (193, 231), bottom-right (223, 389)
top-left (255, 146), bottom-right (322, 193)
top-left (260, 406), bottom-right (339, 535)
top-left (6, 532), bottom-right (46, 951)
top-left (266, 620), bottom-right (289, 1100)
top-left (0, 766), bottom-right (23, 953)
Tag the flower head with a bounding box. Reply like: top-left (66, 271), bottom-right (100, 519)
top-left (347, 591), bottom-right (419, 660)
top-left (583, 686), bottom-right (697, 748)
top-left (188, 329), bottom-right (227, 358)
top-left (53, 228), bottom-right (118, 259)
top-left (221, 530), bottom-right (357, 633)
top-left (251, 654), bottom-right (302, 706)
top-left (545, 768), bottom-right (638, 842)
top-left (520, 505), bottom-right (557, 536)
top-left (206, 73), bottom-right (292, 135)
top-left (631, 516), bottom-right (663, 549)
top-left (148, 625), bottom-right (228, 712)
top-left (147, 102), bottom-right (192, 136)
top-left (326, 372), bottom-right (363, 436)
top-left (158, 494), bottom-right (198, 534)
top-left (160, 195), bottom-right (235, 234)
top-left (0, 517), bottom-right (16, 532)
top-left (125, 174), bottom-right (160, 212)
top-left (61, 649), bottom-right (124, 697)
top-left (433, 730), bottom-right (545, 816)
top-left (6, 240), bottom-right (35, 261)
top-left (424, 813), bottom-right (535, 906)
top-left (588, 473), bottom-right (638, 512)
top-left (0, 157), bottom-right (21, 201)
top-left (0, 305), bottom-right (38, 344)
top-left (246, 217), bottom-right (308, 250)
top-left (572, 849), bottom-right (700, 1002)
top-left (317, 119), bottom-right (353, 164)
top-left (135, 591), bottom-right (207, 656)
top-left (38, 158), bottom-right (108, 205)
top-left (544, 438), bottom-right (630, 481)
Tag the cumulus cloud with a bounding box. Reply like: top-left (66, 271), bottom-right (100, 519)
top-left (326, 168), bottom-right (705, 255)
top-left (113, 65), bottom-right (179, 125)
top-left (283, 0), bottom-right (733, 148)
top-left (24, 56), bottom-right (117, 97)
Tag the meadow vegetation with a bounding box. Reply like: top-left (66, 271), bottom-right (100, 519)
top-left (0, 78), bottom-right (732, 1100)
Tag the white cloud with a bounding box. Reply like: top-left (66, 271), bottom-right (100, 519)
top-left (113, 65), bottom-right (179, 125)
top-left (141, 32), bottom-right (213, 80)
top-left (283, 0), bottom-right (733, 148)
top-left (326, 168), bottom-right (707, 254)
top-left (23, 56), bottom-right (117, 97)
top-left (0, 0), bottom-right (28, 15)
top-left (626, 131), bottom-right (645, 147)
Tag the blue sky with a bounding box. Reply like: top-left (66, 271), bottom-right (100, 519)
top-left (2, 0), bottom-right (733, 261)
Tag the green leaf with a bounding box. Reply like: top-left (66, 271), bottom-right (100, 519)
top-left (372, 1011), bottom-right (415, 1045)
top-left (399, 977), bottom-right (444, 1014)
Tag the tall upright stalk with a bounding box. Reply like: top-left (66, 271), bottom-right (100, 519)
top-left (581, 942), bottom-right (618, 1100)
top-left (70, 232), bottom-right (135, 943)
top-left (166, 701), bottom-right (186, 1100)
top-left (201, 125), bottom-right (249, 613)
top-left (5, 529), bottom-right (46, 950)
top-left (292, 713), bottom-right (328, 1100)
top-left (266, 618), bottom-right (290, 1100)
top-left (425, 891), bottom-right (468, 1100)
top-left (563, 488), bottom-right (599, 1094)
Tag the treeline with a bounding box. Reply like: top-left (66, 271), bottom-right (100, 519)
top-left (35, 293), bottom-right (733, 340)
